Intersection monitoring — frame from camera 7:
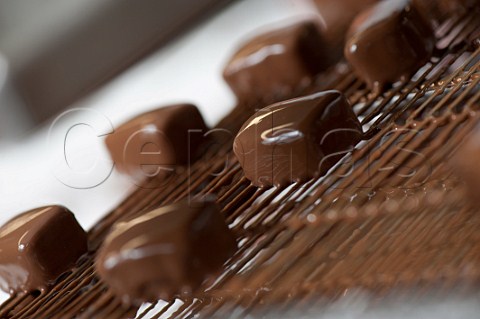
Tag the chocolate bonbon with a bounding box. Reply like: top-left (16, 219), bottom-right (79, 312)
top-left (223, 20), bottom-right (331, 103)
top-left (0, 206), bottom-right (88, 294)
top-left (345, 0), bottom-right (435, 93)
top-left (105, 104), bottom-right (208, 179)
top-left (233, 90), bottom-right (362, 187)
top-left (96, 198), bottom-right (236, 305)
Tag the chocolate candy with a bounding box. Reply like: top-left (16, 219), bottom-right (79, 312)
top-left (345, 0), bottom-right (435, 93)
top-left (0, 206), bottom-right (88, 294)
top-left (312, 0), bottom-right (380, 55)
top-left (233, 90), bottom-right (362, 187)
top-left (223, 20), bottom-right (331, 103)
top-left (96, 198), bottom-right (236, 305)
top-left (105, 104), bottom-right (208, 179)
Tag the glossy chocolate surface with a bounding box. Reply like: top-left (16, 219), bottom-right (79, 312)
top-left (345, 0), bottom-right (435, 92)
top-left (223, 20), bottom-right (331, 103)
top-left (312, 0), bottom-right (380, 56)
top-left (0, 206), bottom-right (87, 294)
top-left (233, 90), bottom-right (362, 187)
top-left (96, 198), bottom-right (236, 305)
top-left (105, 104), bottom-right (208, 179)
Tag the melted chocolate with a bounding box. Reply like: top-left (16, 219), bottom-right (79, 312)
top-left (223, 20), bottom-right (331, 103)
top-left (345, 0), bottom-right (435, 93)
top-left (0, 206), bottom-right (87, 294)
top-left (105, 104), bottom-right (208, 179)
top-left (312, 0), bottom-right (381, 57)
top-left (233, 90), bottom-right (362, 187)
top-left (95, 198), bottom-right (236, 305)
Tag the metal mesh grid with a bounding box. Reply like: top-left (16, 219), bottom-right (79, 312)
top-left (0, 9), bottom-right (479, 319)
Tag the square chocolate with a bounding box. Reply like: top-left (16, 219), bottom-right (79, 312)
top-left (0, 206), bottom-right (88, 294)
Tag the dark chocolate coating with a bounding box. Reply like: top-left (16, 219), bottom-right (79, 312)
top-left (345, 0), bottom-right (435, 92)
top-left (233, 90), bottom-right (362, 188)
top-left (312, 0), bottom-right (380, 56)
top-left (0, 206), bottom-right (88, 294)
top-left (96, 198), bottom-right (237, 305)
top-left (105, 104), bottom-right (208, 179)
top-left (223, 20), bottom-right (331, 102)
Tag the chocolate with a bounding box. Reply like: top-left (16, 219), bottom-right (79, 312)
top-left (312, 0), bottom-right (380, 56)
top-left (105, 104), bottom-right (208, 179)
top-left (0, 206), bottom-right (88, 294)
top-left (95, 198), bottom-right (236, 305)
top-left (233, 90), bottom-right (362, 187)
top-left (223, 20), bottom-right (331, 103)
top-left (345, 0), bottom-right (435, 93)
